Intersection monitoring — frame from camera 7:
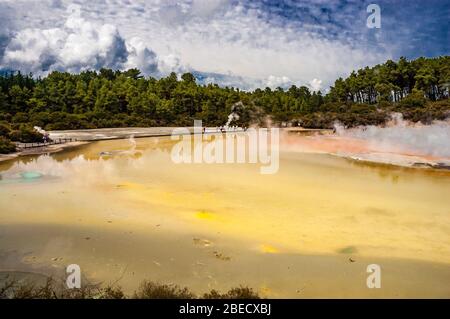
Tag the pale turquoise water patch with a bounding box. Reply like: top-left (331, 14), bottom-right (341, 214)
top-left (20, 172), bottom-right (43, 180)
top-left (0, 171), bottom-right (44, 184)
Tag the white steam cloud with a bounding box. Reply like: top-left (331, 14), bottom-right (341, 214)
top-left (335, 114), bottom-right (450, 158)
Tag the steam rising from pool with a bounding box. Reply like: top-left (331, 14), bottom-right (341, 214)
top-left (225, 102), bottom-right (242, 128)
top-left (334, 114), bottom-right (450, 158)
top-left (127, 134), bottom-right (137, 154)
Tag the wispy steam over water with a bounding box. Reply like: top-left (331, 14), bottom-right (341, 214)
top-left (334, 114), bottom-right (450, 158)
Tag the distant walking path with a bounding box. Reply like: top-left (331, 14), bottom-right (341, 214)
top-left (48, 127), bottom-right (194, 141)
top-left (15, 138), bottom-right (78, 149)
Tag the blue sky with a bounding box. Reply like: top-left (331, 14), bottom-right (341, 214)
top-left (0, 0), bottom-right (448, 91)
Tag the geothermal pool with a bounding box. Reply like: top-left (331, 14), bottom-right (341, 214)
top-left (0, 136), bottom-right (449, 297)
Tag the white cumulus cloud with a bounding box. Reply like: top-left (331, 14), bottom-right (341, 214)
top-left (1, 5), bottom-right (166, 76)
top-left (265, 75), bottom-right (292, 89)
top-left (309, 78), bottom-right (323, 92)
top-left (0, 0), bottom-right (393, 89)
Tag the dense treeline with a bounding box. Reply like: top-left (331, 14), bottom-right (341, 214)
top-left (0, 56), bottom-right (449, 153)
top-left (328, 56), bottom-right (450, 103)
top-left (0, 69), bottom-right (246, 129)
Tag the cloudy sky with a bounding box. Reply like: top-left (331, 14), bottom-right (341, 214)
top-left (0, 0), bottom-right (448, 91)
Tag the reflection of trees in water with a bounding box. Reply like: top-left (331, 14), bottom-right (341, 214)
top-left (350, 160), bottom-right (406, 184)
top-left (51, 149), bottom-right (84, 162)
top-left (345, 156), bottom-right (450, 183)
top-left (3, 133), bottom-right (281, 170)
top-left (49, 142), bottom-right (97, 163)
top-left (0, 159), bottom-right (15, 172)
top-left (152, 140), bottom-right (173, 154)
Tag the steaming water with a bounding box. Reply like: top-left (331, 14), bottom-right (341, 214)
top-left (0, 136), bottom-right (449, 297)
top-left (335, 115), bottom-right (450, 158)
top-left (225, 112), bottom-right (239, 128)
top-left (224, 101), bottom-right (242, 128)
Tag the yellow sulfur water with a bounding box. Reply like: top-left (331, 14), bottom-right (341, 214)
top-left (0, 136), bottom-right (449, 298)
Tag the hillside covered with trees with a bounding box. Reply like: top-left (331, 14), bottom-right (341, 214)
top-left (0, 56), bottom-right (449, 153)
